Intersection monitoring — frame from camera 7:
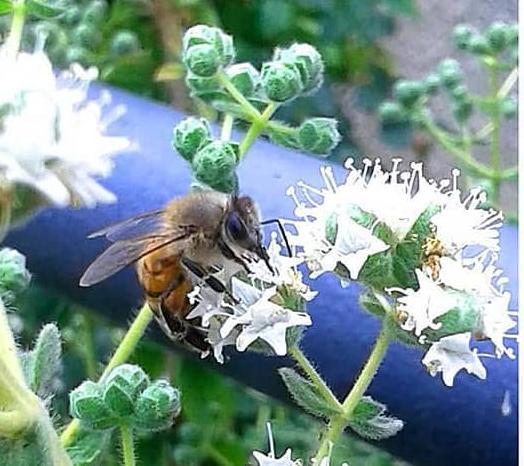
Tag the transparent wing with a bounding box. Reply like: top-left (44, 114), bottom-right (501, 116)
top-left (88, 209), bottom-right (166, 242)
top-left (80, 230), bottom-right (193, 287)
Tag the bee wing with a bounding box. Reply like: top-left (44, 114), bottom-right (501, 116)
top-left (80, 230), bottom-right (194, 287)
top-left (88, 209), bottom-right (166, 242)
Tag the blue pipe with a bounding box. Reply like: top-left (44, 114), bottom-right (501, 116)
top-left (5, 86), bottom-right (518, 466)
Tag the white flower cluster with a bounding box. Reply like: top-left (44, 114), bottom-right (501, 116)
top-left (0, 48), bottom-right (131, 208)
top-left (286, 158), bottom-right (515, 386)
top-left (187, 235), bottom-right (315, 363)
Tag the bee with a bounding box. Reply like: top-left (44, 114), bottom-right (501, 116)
top-left (79, 190), bottom-right (274, 354)
top-left (422, 235), bottom-right (444, 280)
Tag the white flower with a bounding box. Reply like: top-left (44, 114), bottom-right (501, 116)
top-left (0, 48), bottom-right (131, 207)
top-left (221, 279), bottom-right (311, 356)
top-left (204, 317), bottom-right (237, 364)
top-left (186, 282), bottom-right (227, 327)
top-left (390, 269), bottom-right (456, 337)
top-left (421, 332), bottom-right (486, 387)
top-left (431, 181), bottom-right (503, 255)
top-left (253, 449), bottom-right (299, 466)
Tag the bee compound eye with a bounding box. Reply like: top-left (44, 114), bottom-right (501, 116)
top-left (226, 212), bottom-right (248, 242)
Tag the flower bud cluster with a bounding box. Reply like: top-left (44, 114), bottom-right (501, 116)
top-left (0, 248), bottom-right (31, 305)
top-left (171, 117), bottom-right (239, 193)
top-left (69, 364), bottom-right (181, 432)
top-left (453, 22), bottom-right (518, 59)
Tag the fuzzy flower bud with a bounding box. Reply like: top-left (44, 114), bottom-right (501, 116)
top-left (226, 63), bottom-right (260, 97)
top-left (378, 101), bottom-right (408, 124)
top-left (453, 24), bottom-right (475, 50)
top-left (275, 43), bottom-right (324, 93)
top-left (192, 141), bottom-right (238, 191)
top-left (423, 74), bottom-right (441, 94)
top-left (437, 59), bottom-right (463, 89)
top-left (452, 99), bottom-right (473, 122)
top-left (506, 23), bottom-right (518, 46)
top-left (183, 25), bottom-right (235, 70)
top-left (172, 117), bottom-right (211, 162)
top-left (184, 43), bottom-right (220, 77)
top-left (185, 73), bottom-right (222, 96)
top-left (297, 118), bottom-right (341, 155)
top-left (102, 364), bottom-right (149, 417)
top-left (467, 34), bottom-right (491, 55)
top-left (72, 23), bottom-right (101, 49)
top-left (0, 248), bottom-right (31, 303)
top-left (132, 380), bottom-right (181, 432)
top-left (486, 21), bottom-right (509, 52)
top-left (110, 30), bottom-right (140, 56)
top-left (500, 96), bottom-right (517, 119)
top-left (69, 381), bottom-right (116, 430)
top-left (83, 0), bottom-right (108, 24)
top-left (393, 80), bottom-right (425, 107)
top-left (261, 61), bottom-right (303, 102)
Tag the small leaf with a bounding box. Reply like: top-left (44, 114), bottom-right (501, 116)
top-left (66, 429), bottom-right (111, 466)
top-left (279, 367), bottom-right (341, 419)
top-left (348, 396), bottom-right (404, 440)
top-left (29, 323), bottom-right (62, 396)
top-left (0, 0), bottom-right (12, 15)
top-left (26, 0), bottom-right (65, 18)
top-left (359, 292), bottom-right (386, 317)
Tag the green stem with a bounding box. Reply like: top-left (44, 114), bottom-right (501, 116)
top-left (312, 321), bottom-right (390, 462)
top-left (60, 303), bottom-right (154, 447)
top-left (487, 64), bottom-right (501, 202)
top-left (221, 113), bottom-right (234, 141)
top-left (205, 444), bottom-right (235, 466)
top-left (0, 186), bottom-right (12, 244)
top-left (120, 424), bottom-right (136, 466)
top-left (5, 0), bottom-right (26, 57)
top-left (497, 67), bottom-right (518, 99)
top-left (216, 71), bottom-right (260, 120)
top-left (289, 346), bottom-right (342, 412)
top-left (238, 103), bottom-right (277, 159)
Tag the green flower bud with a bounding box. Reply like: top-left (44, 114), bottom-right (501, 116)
top-left (102, 364), bottom-right (149, 417)
top-left (192, 141), bottom-right (238, 191)
top-left (437, 59), bottom-right (463, 89)
top-left (182, 25), bottom-right (235, 67)
top-left (297, 118), bottom-right (341, 155)
top-left (185, 73), bottom-right (222, 95)
top-left (132, 380), bottom-right (181, 432)
top-left (0, 248), bottom-right (31, 303)
top-left (226, 63), bottom-right (260, 97)
top-left (184, 43), bottom-right (220, 77)
top-left (501, 96), bottom-right (517, 119)
top-left (486, 21), bottom-right (508, 52)
top-left (423, 74), bottom-right (441, 94)
top-left (392, 80), bottom-right (425, 107)
top-left (172, 117), bottom-right (211, 162)
top-left (65, 46), bottom-right (89, 65)
top-left (378, 101), bottom-right (408, 124)
top-left (452, 99), bottom-right (473, 122)
top-left (261, 61), bottom-right (303, 102)
top-left (506, 23), bottom-right (518, 46)
top-left (70, 381), bottom-right (116, 430)
top-left (72, 23), bottom-right (101, 50)
top-left (467, 33), bottom-right (491, 55)
top-left (453, 24), bottom-right (475, 50)
top-left (110, 31), bottom-right (140, 56)
top-left (275, 43), bottom-right (324, 93)
top-left (83, 0), bottom-right (108, 25)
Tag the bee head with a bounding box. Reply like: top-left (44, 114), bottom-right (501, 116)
top-left (224, 195), bottom-right (272, 271)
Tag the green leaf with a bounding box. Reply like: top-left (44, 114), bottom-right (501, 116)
top-left (26, 0), bottom-right (65, 18)
top-left (27, 324), bottom-right (62, 397)
top-left (359, 292), bottom-right (386, 317)
top-left (66, 429), bottom-right (112, 466)
top-left (348, 396), bottom-right (404, 440)
top-left (279, 367), bottom-right (341, 419)
top-left (0, 0), bottom-right (12, 15)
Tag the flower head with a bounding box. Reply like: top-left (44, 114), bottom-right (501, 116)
top-left (0, 49), bottom-right (131, 208)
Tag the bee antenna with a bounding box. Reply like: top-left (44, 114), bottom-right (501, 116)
top-left (260, 218), bottom-right (292, 257)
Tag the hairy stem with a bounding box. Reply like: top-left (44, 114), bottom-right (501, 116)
top-left (216, 71), bottom-right (260, 120)
top-left (289, 346), bottom-right (342, 412)
top-left (61, 303), bottom-right (154, 447)
top-left (6, 0), bottom-right (26, 57)
top-left (120, 424), bottom-right (136, 466)
top-left (221, 113), bottom-right (234, 141)
top-left (312, 321), bottom-right (390, 462)
top-left (238, 103), bottom-right (277, 158)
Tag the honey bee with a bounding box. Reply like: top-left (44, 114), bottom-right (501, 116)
top-left (80, 190), bottom-right (274, 353)
top-left (422, 235), bottom-right (444, 280)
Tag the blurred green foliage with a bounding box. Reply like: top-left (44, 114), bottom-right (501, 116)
top-left (12, 285), bottom-right (410, 465)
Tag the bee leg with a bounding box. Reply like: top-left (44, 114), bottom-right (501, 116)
top-left (217, 237), bottom-right (252, 274)
top-left (181, 257), bottom-right (239, 304)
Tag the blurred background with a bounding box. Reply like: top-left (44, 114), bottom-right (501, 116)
top-left (3, 0), bottom-right (518, 464)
